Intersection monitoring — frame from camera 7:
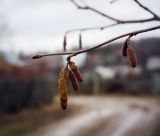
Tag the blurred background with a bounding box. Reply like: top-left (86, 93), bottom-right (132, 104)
top-left (0, 0), bottom-right (160, 136)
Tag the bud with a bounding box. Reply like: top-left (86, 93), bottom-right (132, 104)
top-left (68, 70), bottom-right (79, 91)
top-left (58, 67), bottom-right (68, 110)
top-left (79, 34), bottom-right (82, 49)
top-left (122, 38), bottom-right (129, 57)
top-left (63, 35), bottom-right (67, 51)
top-left (32, 55), bottom-right (42, 59)
top-left (127, 45), bottom-right (137, 68)
top-left (68, 61), bottom-right (83, 82)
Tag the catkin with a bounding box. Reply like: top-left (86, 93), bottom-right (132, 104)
top-left (68, 61), bottom-right (83, 82)
top-left (68, 70), bottom-right (79, 91)
top-left (122, 38), bottom-right (129, 57)
top-left (127, 45), bottom-right (137, 68)
top-left (58, 67), bottom-right (68, 110)
top-left (63, 35), bottom-right (67, 51)
top-left (79, 34), bottom-right (82, 49)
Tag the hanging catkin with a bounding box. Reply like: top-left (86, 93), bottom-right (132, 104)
top-left (68, 70), bottom-right (79, 91)
top-left (122, 38), bottom-right (130, 57)
top-left (127, 45), bottom-right (137, 68)
top-left (58, 67), bottom-right (68, 110)
top-left (68, 61), bottom-right (83, 82)
top-left (63, 35), bottom-right (67, 51)
top-left (79, 34), bottom-right (82, 49)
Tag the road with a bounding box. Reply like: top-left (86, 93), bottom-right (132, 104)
top-left (28, 96), bottom-right (160, 136)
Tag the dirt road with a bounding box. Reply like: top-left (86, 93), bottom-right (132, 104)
top-left (28, 96), bottom-right (160, 136)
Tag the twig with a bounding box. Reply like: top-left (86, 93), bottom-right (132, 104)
top-left (134, 0), bottom-right (160, 20)
top-left (65, 23), bottom-right (117, 34)
top-left (70, 25), bottom-right (160, 56)
top-left (65, 0), bottom-right (160, 43)
top-left (32, 25), bottom-right (160, 60)
top-left (70, 0), bottom-right (159, 23)
top-left (32, 52), bottom-right (74, 59)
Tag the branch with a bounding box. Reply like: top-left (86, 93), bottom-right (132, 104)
top-left (64, 23), bottom-right (118, 51)
top-left (70, 0), bottom-right (159, 24)
top-left (33, 25), bottom-right (160, 60)
top-left (73, 25), bottom-right (160, 56)
top-left (66, 23), bottom-right (117, 34)
top-left (70, 0), bottom-right (122, 22)
top-left (134, 0), bottom-right (160, 20)
top-left (32, 52), bottom-right (73, 59)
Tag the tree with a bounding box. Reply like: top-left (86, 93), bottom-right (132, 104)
top-left (32, 0), bottom-right (160, 110)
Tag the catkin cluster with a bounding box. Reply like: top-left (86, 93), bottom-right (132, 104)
top-left (58, 61), bottom-right (83, 110)
top-left (122, 38), bottom-right (137, 68)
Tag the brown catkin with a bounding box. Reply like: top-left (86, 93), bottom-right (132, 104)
top-left (68, 61), bottom-right (83, 82)
top-left (127, 45), bottom-right (137, 68)
top-left (68, 70), bottom-right (79, 91)
top-left (63, 35), bottom-right (67, 51)
top-left (58, 67), bottom-right (68, 110)
top-left (122, 38), bottom-right (129, 57)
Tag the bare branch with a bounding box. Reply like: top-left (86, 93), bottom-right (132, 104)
top-left (134, 0), bottom-right (160, 20)
top-left (67, 0), bottom-right (160, 36)
top-left (74, 25), bottom-right (160, 56)
top-left (70, 0), bottom-right (159, 24)
top-left (33, 1), bottom-right (160, 60)
top-left (33, 25), bottom-right (160, 60)
top-left (32, 52), bottom-right (73, 59)
top-left (110, 0), bottom-right (160, 21)
top-left (66, 23), bottom-right (117, 34)
top-left (70, 0), bottom-right (122, 22)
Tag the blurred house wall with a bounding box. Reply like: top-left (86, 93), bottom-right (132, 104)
top-left (81, 37), bottom-right (160, 94)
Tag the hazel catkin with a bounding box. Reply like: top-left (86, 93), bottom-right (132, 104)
top-left (58, 67), bottom-right (68, 110)
top-left (127, 45), bottom-right (137, 68)
top-left (68, 70), bottom-right (79, 91)
top-left (63, 35), bottom-right (67, 51)
top-left (68, 61), bottom-right (83, 82)
top-left (79, 34), bottom-right (82, 49)
top-left (122, 38), bottom-right (129, 57)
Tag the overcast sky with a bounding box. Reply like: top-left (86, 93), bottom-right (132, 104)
top-left (1, 0), bottom-right (160, 54)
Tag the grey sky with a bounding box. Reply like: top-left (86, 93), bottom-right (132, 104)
top-left (1, 0), bottom-right (160, 54)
